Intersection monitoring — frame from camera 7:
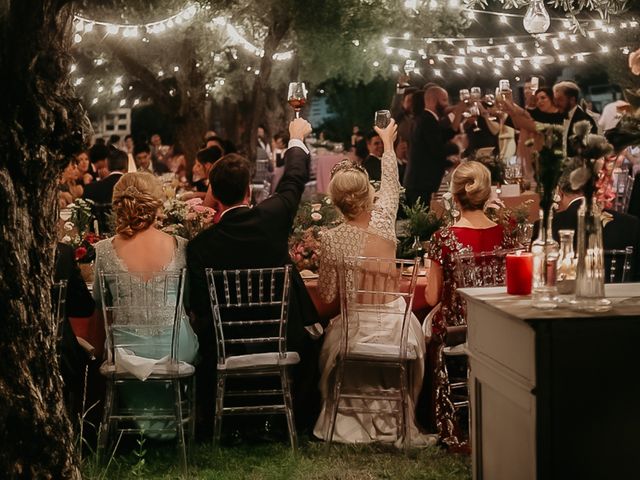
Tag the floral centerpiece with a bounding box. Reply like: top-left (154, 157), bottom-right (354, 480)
top-left (485, 199), bottom-right (534, 247)
top-left (59, 199), bottom-right (102, 281)
top-left (160, 198), bottom-right (215, 239)
top-left (397, 199), bottom-right (443, 259)
top-left (288, 195), bottom-right (341, 272)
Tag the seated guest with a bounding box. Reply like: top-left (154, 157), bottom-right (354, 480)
top-left (187, 118), bottom-right (321, 437)
top-left (76, 150), bottom-right (93, 186)
top-left (134, 143), bottom-right (170, 175)
top-left (361, 130), bottom-right (384, 182)
top-left (314, 119), bottom-right (434, 446)
top-left (58, 158), bottom-right (83, 208)
top-left (166, 144), bottom-right (188, 183)
top-left (425, 161), bottom-right (515, 450)
top-left (93, 172), bottom-right (199, 438)
top-left (54, 242), bottom-right (95, 420)
top-left (192, 146), bottom-right (223, 194)
top-left (88, 143), bottom-right (110, 182)
top-left (534, 175), bottom-right (640, 281)
top-left (83, 148), bottom-right (127, 205)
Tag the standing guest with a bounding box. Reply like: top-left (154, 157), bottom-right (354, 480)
top-left (553, 81), bottom-right (597, 154)
top-left (404, 86), bottom-right (457, 206)
top-left (395, 138), bottom-right (409, 181)
top-left (134, 143), bottom-right (170, 175)
top-left (350, 125), bottom-right (363, 148)
top-left (257, 125), bottom-right (272, 160)
top-left (186, 118), bottom-right (321, 438)
top-left (124, 134), bottom-right (135, 155)
top-left (83, 148), bottom-right (127, 205)
top-left (88, 143), bottom-right (110, 182)
top-left (424, 161), bottom-right (515, 450)
top-left (361, 130), bottom-right (384, 182)
top-left (149, 133), bottom-right (168, 165)
top-left (390, 74), bottom-right (418, 156)
top-left (313, 119), bottom-right (435, 446)
top-left (270, 131), bottom-right (289, 194)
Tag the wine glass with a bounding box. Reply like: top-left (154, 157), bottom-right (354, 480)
top-left (375, 110), bottom-right (391, 129)
top-left (470, 87), bottom-right (482, 132)
top-left (287, 82), bottom-right (308, 118)
top-left (460, 89), bottom-right (471, 119)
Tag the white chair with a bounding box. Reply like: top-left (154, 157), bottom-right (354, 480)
top-left (52, 280), bottom-right (68, 344)
top-left (612, 169), bottom-right (634, 213)
top-left (326, 256), bottom-right (420, 446)
top-left (97, 270), bottom-right (195, 475)
top-left (605, 247), bottom-right (634, 283)
top-left (205, 266), bottom-right (298, 450)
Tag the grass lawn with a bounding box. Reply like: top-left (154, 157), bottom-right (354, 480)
top-left (83, 439), bottom-right (471, 480)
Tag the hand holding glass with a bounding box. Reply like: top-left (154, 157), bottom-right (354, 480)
top-left (375, 110), bottom-right (391, 129)
top-left (288, 82), bottom-right (308, 118)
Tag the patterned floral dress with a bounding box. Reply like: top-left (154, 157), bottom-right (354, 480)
top-left (426, 224), bottom-right (513, 448)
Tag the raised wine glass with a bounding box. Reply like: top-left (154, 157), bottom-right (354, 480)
top-left (288, 82), bottom-right (308, 118)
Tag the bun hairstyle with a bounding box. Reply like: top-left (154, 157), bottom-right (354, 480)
top-left (451, 161), bottom-right (491, 211)
top-left (112, 172), bottom-right (163, 237)
top-left (328, 160), bottom-right (373, 220)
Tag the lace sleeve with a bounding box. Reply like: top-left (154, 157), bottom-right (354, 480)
top-left (318, 231), bottom-right (338, 304)
top-left (369, 150), bottom-right (400, 242)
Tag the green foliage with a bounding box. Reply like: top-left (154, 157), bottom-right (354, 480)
top-left (465, 0), bottom-right (629, 22)
top-left (131, 433), bottom-right (147, 477)
top-left (397, 199), bottom-right (443, 259)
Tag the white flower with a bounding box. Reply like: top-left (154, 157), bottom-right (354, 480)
top-left (569, 166), bottom-right (590, 191)
top-left (324, 197), bottom-right (332, 204)
top-left (64, 221), bottom-right (74, 231)
top-left (311, 203), bottom-right (321, 212)
top-left (61, 235), bottom-right (71, 243)
top-left (311, 212), bottom-right (322, 221)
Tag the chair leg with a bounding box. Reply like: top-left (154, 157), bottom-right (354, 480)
top-left (213, 372), bottom-right (226, 447)
top-left (280, 367), bottom-right (298, 452)
top-left (173, 379), bottom-right (188, 477)
top-left (399, 363), bottom-right (410, 448)
top-left (97, 380), bottom-right (114, 465)
top-left (188, 375), bottom-right (196, 461)
top-left (326, 359), bottom-right (345, 445)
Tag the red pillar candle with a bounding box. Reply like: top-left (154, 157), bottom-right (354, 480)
top-left (506, 252), bottom-right (533, 295)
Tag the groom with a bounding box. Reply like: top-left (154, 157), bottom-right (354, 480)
top-left (187, 118), bottom-right (321, 438)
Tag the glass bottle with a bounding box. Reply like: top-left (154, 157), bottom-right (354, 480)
top-left (556, 229), bottom-right (576, 295)
top-left (531, 210), bottom-right (559, 309)
top-left (411, 235), bottom-right (424, 259)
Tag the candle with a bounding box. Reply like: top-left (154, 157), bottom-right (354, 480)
top-left (506, 251), bottom-right (533, 295)
top-left (93, 219), bottom-right (100, 236)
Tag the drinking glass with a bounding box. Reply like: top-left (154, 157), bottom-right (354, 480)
top-left (470, 87), bottom-right (482, 102)
top-left (287, 82), bottom-right (308, 118)
top-left (375, 110), bottom-right (391, 129)
top-left (459, 89), bottom-right (470, 104)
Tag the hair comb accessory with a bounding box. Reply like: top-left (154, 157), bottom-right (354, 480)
top-left (123, 185), bottom-right (142, 197)
top-left (330, 159), bottom-right (368, 179)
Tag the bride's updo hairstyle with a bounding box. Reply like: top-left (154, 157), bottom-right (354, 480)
top-left (451, 160), bottom-right (491, 211)
top-left (328, 160), bottom-right (373, 220)
top-left (112, 172), bottom-right (163, 237)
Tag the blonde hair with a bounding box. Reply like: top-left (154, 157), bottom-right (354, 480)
top-left (112, 172), bottom-right (163, 237)
top-left (328, 167), bottom-right (373, 220)
top-left (450, 161), bottom-right (491, 211)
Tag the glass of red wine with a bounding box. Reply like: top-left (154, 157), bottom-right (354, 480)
top-left (288, 82), bottom-right (308, 118)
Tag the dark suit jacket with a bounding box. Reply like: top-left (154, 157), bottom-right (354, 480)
top-left (533, 200), bottom-right (640, 281)
top-left (187, 146), bottom-right (320, 353)
top-left (404, 110), bottom-right (453, 192)
top-left (362, 154), bottom-right (381, 182)
top-left (82, 172), bottom-right (124, 205)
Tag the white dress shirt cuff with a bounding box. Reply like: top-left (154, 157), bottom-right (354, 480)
top-left (288, 138), bottom-right (309, 155)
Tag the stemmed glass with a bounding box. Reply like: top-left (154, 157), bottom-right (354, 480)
top-left (470, 87), bottom-right (482, 132)
top-left (288, 82), bottom-right (308, 118)
top-left (460, 89), bottom-right (471, 119)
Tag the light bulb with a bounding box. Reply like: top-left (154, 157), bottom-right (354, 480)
top-left (523, 0), bottom-right (550, 35)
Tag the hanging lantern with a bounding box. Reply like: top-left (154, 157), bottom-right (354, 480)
top-left (523, 0), bottom-right (551, 34)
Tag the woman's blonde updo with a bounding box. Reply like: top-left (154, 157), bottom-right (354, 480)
top-left (112, 172), bottom-right (163, 237)
top-left (328, 162), bottom-right (373, 220)
top-left (450, 161), bottom-right (492, 211)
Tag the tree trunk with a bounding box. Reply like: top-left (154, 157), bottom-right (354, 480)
top-left (243, 12), bottom-right (291, 162)
top-left (0, 1), bottom-right (89, 478)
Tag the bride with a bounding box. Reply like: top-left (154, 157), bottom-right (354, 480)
top-left (313, 120), bottom-right (435, 446)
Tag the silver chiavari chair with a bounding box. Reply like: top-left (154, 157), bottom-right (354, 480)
top-left (605, 246), bottom-right (634, 283)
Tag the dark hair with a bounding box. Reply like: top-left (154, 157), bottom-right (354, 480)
top-left (535, 87), bottom-right (554, 99)
top-left (354, 138), bottom-right (368, 162)
top-left (196, 145), bottom-right (223, 166)
top-left (403, 86), bottom-right (418, 98)
top-left (365, 130), bottom-right (380, 142)
top-left (133, 143), bottom-right (151, 157)
top-left (273, 131), bottom-right (290, 145)
top-left (88, 144), bottom-right (110, 164)
top-left (411, 89), bottom-right (425, 116)
top-left (209, 154), bottom-right (252, 206)
top-left (108, 134), bottom-right (120, 144)
top-left (107, 148), bottom-right (128, 172)
top-left (526, 75), bottom-right (547, 86)
top-left (124, 134), bottom-right (133, 141)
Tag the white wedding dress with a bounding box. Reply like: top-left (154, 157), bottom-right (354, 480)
top-left (313, 151), bottom-right (435, 447)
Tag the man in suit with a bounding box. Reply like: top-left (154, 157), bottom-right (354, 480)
top-left (403, 86), bottom-right (456, 207)
top-left (361, 130), bottom-right (384, 182)
top-left (83, 148), bottom-right (127, 205)
top-left (186, 118), bottom-right (321, 438)
top-left (534, 177), bottom-right (640, 281)
top-left (553, 81), bottom-right (598, 156)
top-left (87, 143), bottom-right (110, 182)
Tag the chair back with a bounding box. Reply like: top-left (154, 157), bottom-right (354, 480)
top-left (338, 256), bottom-right (419, 362)
top-left (605, 247), bottom-right (634, 283)
top-left (612, 170), bottom-right (634, 213)
top-left (454, 248), bottom-right (517, 288)
top-left (206, 266), bottom-right (292, 365)
top-left (52, 280), bottom-right (68, 342)
top-left (98, 270), bottom-right (187, 365)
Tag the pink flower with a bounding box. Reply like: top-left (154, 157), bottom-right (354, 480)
top-left (185, 198), bottom-right (203, 207)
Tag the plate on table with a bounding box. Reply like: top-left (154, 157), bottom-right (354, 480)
top-left (300, 270), bottom-right (319, 280)
top-left (402, 267), bottom-right (428, 277)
